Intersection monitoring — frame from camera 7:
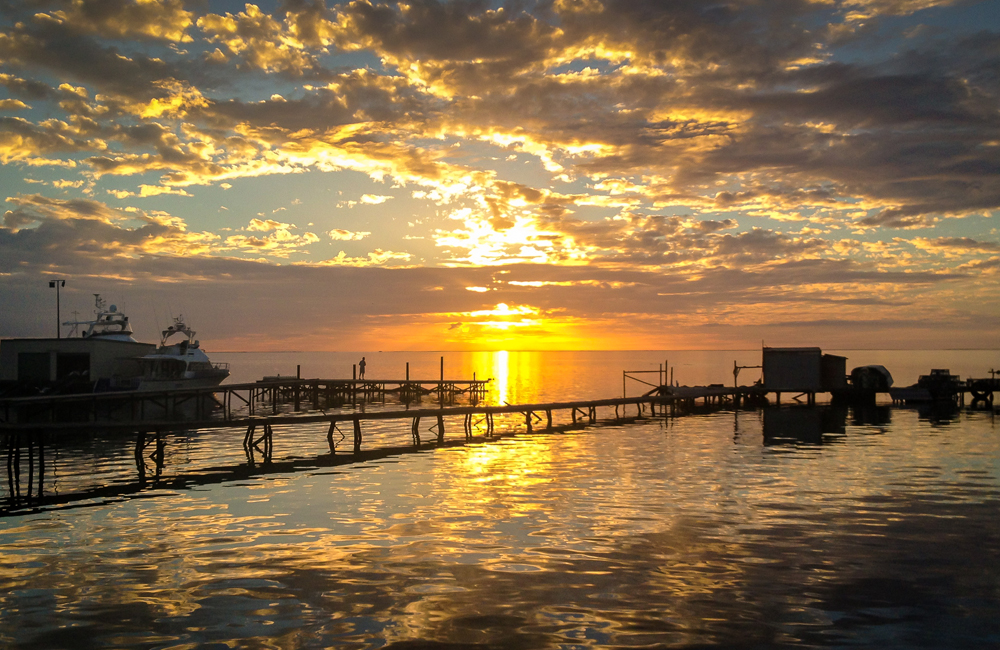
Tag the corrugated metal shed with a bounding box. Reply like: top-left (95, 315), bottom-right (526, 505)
top-left (763, 347), bottom-right (822, 392)
top-left (821, 354), bottom-right (847, 391)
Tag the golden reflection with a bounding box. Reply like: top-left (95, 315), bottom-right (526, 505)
top-left (493, 350), bottom-right (509, 405)
top-left (438, 434), bottom-right (559, 509)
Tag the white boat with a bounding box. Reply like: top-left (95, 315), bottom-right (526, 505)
top-left (72, 294), bottom-right (140, 342)
top-left (136, 317), bottom-right (230, 391)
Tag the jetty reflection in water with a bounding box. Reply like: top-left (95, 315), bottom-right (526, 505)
top-left (1, 350), bottom-right (999, 648)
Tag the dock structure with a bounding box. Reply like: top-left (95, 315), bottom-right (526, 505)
top-left (0, 375), bottom-right (491, 425)
top-left (1, 384), bottom-right (769, 508)
top-left (3, 370), bottom-right (998, 510)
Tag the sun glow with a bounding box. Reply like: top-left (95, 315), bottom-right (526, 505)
top-left (467, 303), bottom-right (536, 318)
top-left (493, 350), bottom-right (509, 405)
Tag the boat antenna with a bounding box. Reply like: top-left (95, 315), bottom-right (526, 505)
top-left (67, 310), bottom-right (81, 337)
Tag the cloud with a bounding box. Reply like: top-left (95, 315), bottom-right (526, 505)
top-left (316, 249), bottom-right (412, 266)
top-left (197, 4), bottom-right (328, 75)
top-left (223, 230), bottom-right (320, 256)
top-left (0, 99), bottom-right (29, 110)
top-left (1, 0), bottom-right (998, 347)
top-left (106, 184), bottom-right (194, 198)
top-left (0, 15), bottom-right (184, 101)
top-left (37, 0), bottom-right (195, 43)
top-left (1, 193), bottom-right (219, 263)
top-left (328, 228), bottom-right (370, 240)
top-left (910, 236), bottom-right (1000, 254)
top-left (247, 218), bottom-right (294, 232)
top-left (0, 116), bottom-right (102, 164)
top-left (222, 217), bottom-right (319, 257)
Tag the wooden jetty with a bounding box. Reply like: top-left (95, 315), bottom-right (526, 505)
top-left (1, 384), bottom-right (770, 508)
top-left (0, 375), bottom-right (491, 425)
top-left (4, 369), bottom-right (997, 510)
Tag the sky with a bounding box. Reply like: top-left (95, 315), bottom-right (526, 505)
top-left (0, 0), bottom-right (998, 351)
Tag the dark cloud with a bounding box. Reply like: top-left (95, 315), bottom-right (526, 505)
top-left (552, 0), bottom-right (819, 76)
top-left (0, 116), bottom-right (103, 158)
top-left (0, 0), bottom-right (998, 347)
top-left (206, 71), bottom-right (427, 132)
top-left (712, 228), bottom-right (826, 260)
top-left (917, 236), bottom-right (1000, 252)
top-left (0, 17), bottom-right (181, 100)
top-left (337, 0), bottom-right (555, 65)
top-left (34, 0), bottom-right (193, 42)
top-left (0, 72), bottom-right (56, 100)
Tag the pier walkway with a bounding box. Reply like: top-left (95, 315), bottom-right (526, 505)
top-left (4, 377), bottom-right (996, 511)
top-left (2, 387), bottom-right (752, 448)
top-left (1, 384), bottom-right (766, 508)
top-left (0, 376), bottom-right (491, 424)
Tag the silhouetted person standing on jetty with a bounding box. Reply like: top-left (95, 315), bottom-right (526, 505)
top-left (359, 357), bottom-right (366, 379)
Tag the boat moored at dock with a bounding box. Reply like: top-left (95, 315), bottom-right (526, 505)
top-left (136, 317), bottom-right (229, 391)
top-left (0, 295), bottom-right (229, 395)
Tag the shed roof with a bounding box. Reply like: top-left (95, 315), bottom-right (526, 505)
top-left (763, 347), bottom-right (822, 353)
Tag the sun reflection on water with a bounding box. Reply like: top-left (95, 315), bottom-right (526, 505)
top-left (2, 353), bottom-right (1000, 648)
top-left (494, 350), bottom-right (509, 405)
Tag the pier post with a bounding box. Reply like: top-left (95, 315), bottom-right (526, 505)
top-left (353, 417), bottom-right (362, 453)
top-left (26, 433), bottom-right (33, 500)
top-left (412, 416), bottom-right (421, 445)
top-left (13, 433), bottom-right (20, 499)
top-left (36, 432), bottom-right (44, 499)
top-left (327, 421), bottom-right (337, 454)
top-left (525, 412), bottom-right (533, 433)
top-left (437, 414), bottom-right (445, 443)
top-left (134, 431), bottom-right (146, 485)
top-left (263, 424), bottom-right (272, 463)
top-left (134, 430), bottom-right (145, 462)
top-left (546, 409), bottom-right (553, 430)
top-left (153, 429), bottom-right (165, 473)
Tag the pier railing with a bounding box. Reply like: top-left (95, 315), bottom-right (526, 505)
top-left (1, 383), bottom-right (775, 510)
top-left (0, 376), bottom-right (492, 425)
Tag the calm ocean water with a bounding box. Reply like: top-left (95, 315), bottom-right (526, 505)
top-left (1, 350), bottom-right (998, 648)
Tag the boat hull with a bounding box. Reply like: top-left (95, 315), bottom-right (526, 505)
top-left (137, 372), bottom-right (229, 392)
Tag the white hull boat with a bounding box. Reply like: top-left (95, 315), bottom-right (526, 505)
top-left (136, 317), bottom-right (229, 391)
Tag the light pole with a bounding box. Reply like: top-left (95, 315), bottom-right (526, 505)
top-left (48, 279), bottom-right (65, 338)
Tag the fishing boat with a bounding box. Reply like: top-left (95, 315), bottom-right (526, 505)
top-left (136, 316), bottom-right (230, 391)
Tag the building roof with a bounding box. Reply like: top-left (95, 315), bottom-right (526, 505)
top-left (763, 347), bottom-right (822, 353)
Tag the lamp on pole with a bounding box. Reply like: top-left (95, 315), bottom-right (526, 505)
top-left (48, 279), bottom-right (65, 338)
